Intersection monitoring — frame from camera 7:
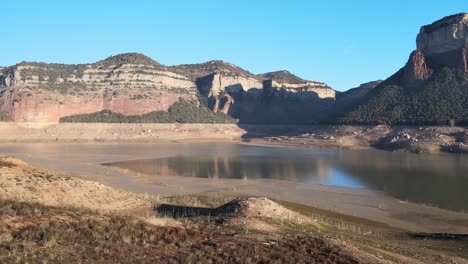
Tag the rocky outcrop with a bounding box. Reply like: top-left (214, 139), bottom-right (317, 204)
top-left (263, 79), bottom-right (335, 99)
top-left (261, 70), bottom-right (335, 99)
top-left (401, 13), bottom-right (468, 87)
top-left (403, 51), bottom-right (431, 87)
top-left (210, 94), bottom-right (234, 114)
top-left (413, 13), bottom-right (468, 74)
top-left (197, 72), bottom-right (263, 97)
top-left (416, 13), bottom-right (468, 55)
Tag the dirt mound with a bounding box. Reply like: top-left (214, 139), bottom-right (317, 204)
top-left (0, 156), bottom-right (149, 213)
top-left (156, 197), bottom-right (316, 232)
top-left (218, 197), bottom-right (313, 225)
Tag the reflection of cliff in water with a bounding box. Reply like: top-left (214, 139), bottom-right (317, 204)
top-left (106, 155), bottom-right (334, 183)
top-left (333, 151), bottom-right (468, 211)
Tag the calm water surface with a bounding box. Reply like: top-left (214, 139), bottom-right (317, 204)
top-left (1, 143), bottom-right (467, 211)
top-left (103, 144), bottom-right (468, 211)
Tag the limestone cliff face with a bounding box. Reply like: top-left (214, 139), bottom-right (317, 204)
top-left (197, 73), bottom-right (263, 97)
top-left (403, 13), bottom-right (468, 86)
top-left (197, 68), bottom-right (336, 124)
top-left (416, 13), bottom-right (468, 55)
top-left (0, 54), bottom-right (197, 122)
top-left (0, 54), bottom-right (335, 124)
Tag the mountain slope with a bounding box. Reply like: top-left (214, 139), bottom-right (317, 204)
top-left (338, 13), bottom-right (468, 125)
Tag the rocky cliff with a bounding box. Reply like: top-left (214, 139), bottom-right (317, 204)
top-left (193, 66), bottom-right (336, 123)
top-left (0, 53), bottom-right (198, 122)
top-left (416, 13), bottom-right (468, 56)
top-left (338, 13), bottom-right (468, 125)
top-left (0, 54), bottom-right (335, 123)
top-left (397, 14), bottom-right (468, 88)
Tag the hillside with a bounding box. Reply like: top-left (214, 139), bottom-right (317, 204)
top-left (338, 13), bottom-right (468, 125)
top-left (258, 70), bottom-right (306, 84)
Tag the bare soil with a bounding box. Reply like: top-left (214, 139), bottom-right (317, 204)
top-left (0, 156), bottom-right (149, 213)
top-left (0, 123), bottom-right (466, 154)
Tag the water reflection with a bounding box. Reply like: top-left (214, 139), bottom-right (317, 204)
top-left (104, 155), bottom-right (366, 188)
top-left (104, 146), bottom-right (468, 211)
top-left (333, 152), bottom-right (468, 211)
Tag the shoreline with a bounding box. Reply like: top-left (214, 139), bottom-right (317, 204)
top-left (1, 141), bottom-right (467, 234)
top-left (0, 122), bottom-right (466, 154)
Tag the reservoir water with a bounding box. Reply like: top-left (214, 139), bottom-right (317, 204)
top-left (1, 142), bottom-right (467, 211)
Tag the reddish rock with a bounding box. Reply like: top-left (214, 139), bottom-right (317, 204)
top-left (209, 94), bottom-right (234, 114)
top-left (211, 96), bottom-right (220, 113)
top-left (0, 89), bottom-right (194, 122)
top-left (403, 51), bottom-right (431, 87)
top-left (219, 95), bottom-right (234, 114)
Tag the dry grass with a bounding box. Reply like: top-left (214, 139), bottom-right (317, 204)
top-left (154, 192), bottom-right (468, 264)
top-left (0, 199), bottom-right (370, 264)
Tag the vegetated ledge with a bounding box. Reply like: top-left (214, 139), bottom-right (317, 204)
top-left (59, 100), bottom-right (238, 124)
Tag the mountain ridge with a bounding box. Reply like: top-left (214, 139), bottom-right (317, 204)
top-left (0, 53), bottom-right (335, 123)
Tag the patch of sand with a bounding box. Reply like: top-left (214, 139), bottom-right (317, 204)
top-left (0, 156), bottom-right (149, 213)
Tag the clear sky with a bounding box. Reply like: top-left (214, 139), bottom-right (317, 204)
top-left (1, 1), bottom-right (466, 91)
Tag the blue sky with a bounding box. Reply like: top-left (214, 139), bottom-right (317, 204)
top-left (1, 1), bottom-right (466, 91)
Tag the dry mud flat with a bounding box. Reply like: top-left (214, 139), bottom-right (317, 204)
top-left (0, 156), bottom-right (467, 263)
top-left (0, 122), bottom-right (466, 154)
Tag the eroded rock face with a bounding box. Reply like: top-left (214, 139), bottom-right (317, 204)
top-left (197, 73), bottom-right (263, 97)
top-left (416, 13), bottom-right (468, 55)
top-left (0, 54), bottom-right (198, 122)
top-left (0, 54), bottom-right (335, 124)
top-left (403, 51), bottom-right (431, 87)
top-left (402, 13), bottom-right (468, 86)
